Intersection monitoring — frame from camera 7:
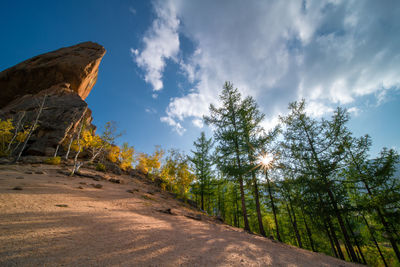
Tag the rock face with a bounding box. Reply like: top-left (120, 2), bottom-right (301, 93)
top-left (0, 83), bottom-right (90, 156)
top-left (0, 42), bottom-right (105, 156)
top-left (0, 42), bottom-right (105, 108)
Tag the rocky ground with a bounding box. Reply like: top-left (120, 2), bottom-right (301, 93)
top-left (0, 163), bottom-right (360, 267)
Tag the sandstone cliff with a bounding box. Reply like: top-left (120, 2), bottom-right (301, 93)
top-left (0, 41), bottom-right (105, 108)
top-left (0, 42), bottom-right (105, 156)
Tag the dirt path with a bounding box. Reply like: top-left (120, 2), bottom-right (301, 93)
top-left (0, 164), bottom-right (359, 266)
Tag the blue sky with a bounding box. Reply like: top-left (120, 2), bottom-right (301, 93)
top-left (1, 0), bottom-right (399, 157)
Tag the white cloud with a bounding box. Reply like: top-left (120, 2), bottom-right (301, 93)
top-left (306, 101), bottom-right (335, 118)
top-left (192, 118), bottom-right (203, 128)
top-left (160, 116), bottom-right (186, 135)
top-left (137, 0), bottom-right (400, 134)
top-left (348, 107), bottom-right (360, 116)
top-left (145, 107), bottom-right (157, 114)
top-left (131, 0), bottom-right (180, 91)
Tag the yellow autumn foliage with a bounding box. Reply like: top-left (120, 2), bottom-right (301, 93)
top-left (0, 118), bottom-right (30, 157)
top-left (70, 129), bottom-right (92, 152)
top-left (136, 147), bottom-right (164, 175)
top-left (107, 145), bottom-right (120, 163)
top-left (106, 143), bottom-right (134, 171)
top-left (159, 150), bottom-right (195, 198)
top-left (119, 143), bottom-right (134, 171)
top-left (16, 128), bottom-right (30, 143)
top-left (0, 119), bottom-right (14, 156)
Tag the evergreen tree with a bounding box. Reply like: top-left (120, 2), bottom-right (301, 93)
top-left (204, 82), bottom-right (251, 232)
top-left (238, 96), bottom-right (267, 236)
top-left (280, 100), bottom-right (360, 263)
top-left (346, 136), bottom-right (400, 262)
top-left (189, 132), bottom-right (214, 211)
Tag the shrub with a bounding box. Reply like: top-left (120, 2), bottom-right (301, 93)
top-left (44, 156), bottom-right (61, 165)
top-left (96, 163), bottom-right (106, 172)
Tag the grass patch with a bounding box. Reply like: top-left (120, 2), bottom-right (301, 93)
top-left (96, 163), bottom-right (106, 172)
top-left (44, 156), bottom-right (61, 165)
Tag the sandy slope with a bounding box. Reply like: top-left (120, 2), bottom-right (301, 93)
top-left (0, 164), bottom-right (359, 267)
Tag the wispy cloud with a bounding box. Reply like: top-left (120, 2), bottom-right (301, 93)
top-left (192, 118), bottom-right (203, 128)
top-left (135, 0), bottom-right (400, 133)
top-left (131, 0), bottom-right (180, 91)
top-left (160, 116), bottom-right (186, 135)
top-left (145, 107), bottom-right (157, 114)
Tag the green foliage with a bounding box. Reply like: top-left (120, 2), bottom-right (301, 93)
top-left (44, 156), bottom-right (61, 165)
top-left (183, 85), bottom-right (400, 266)
top-left (204, 82), bottom-right (252, 231)
top-left (189, 132), bottom-right (214, 211)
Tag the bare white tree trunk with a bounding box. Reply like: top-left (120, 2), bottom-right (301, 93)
top-left (6, 111), bottom-right (25, 153)
top-left (89, 146), bottom-right (104, 163)
top-left (65, 136), bottom-right (74, 160)
top-left (14, 95), bottom-right (47, 163)
top-left (54, 123), bottom-right (73, 158)
top-left (70, 108), bottom-right (87, 176)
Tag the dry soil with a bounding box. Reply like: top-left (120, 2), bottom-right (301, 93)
top-left (0, 164), bottom-right (360, 267)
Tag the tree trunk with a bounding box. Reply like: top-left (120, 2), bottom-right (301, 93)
top-left (266, 171), bottom-right (281, 241)
top-left (217, 182), bottom-right (221, 216)
top-left (252, 173), bottom-right (266, 236)
top-left (324, 220), bottom-right (339, 258)
top-left (234, 186), bottom-right (239, 227)
top-left (317, 191), bottom-right (343, 259)
top-left (54, 123), bottom-right (73, 157)
top-left (286, 204), bottom-right (297, 245)
top-left (228, 95), bottom-right (250, 232)
top-left (195, 190), bottom-right (198, 207)
top-left (7, 111), bottom-right (25, 152)
top-left (301, 205), bottom-right (316, 252)
top-left (326, 188), bottom-right (359, 262)
top-left (70, 108), bottom-right (87, 176)
top-left (65, 137), bottom-right (74, 160)
top-left (345, 217), bottom-right (367, 265)
top-left (238, 174), bottom-right (250, 231)
top-left (289, 195), bottom-right (302, 248)
top-left (362, 214), bottom-right (388, 267)
top-left (286, 194), bottom-right (302, 248)
top-left (327, 217), bottom-right (345, 260)
top-left (201, 183), bottom-right (204, 211)
top-left (344, 241), bottom-right (351, 261)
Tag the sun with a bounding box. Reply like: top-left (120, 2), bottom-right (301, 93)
top-left (257, 153), bottom-right (273, 170)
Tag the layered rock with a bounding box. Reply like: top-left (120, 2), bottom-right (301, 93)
top-left (0, 42), bottom-right (105, 156)
top-left (0, 42), bottom-right (105, 108)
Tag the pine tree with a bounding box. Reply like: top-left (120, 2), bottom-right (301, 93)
top-left (346, 135), bottom-right (400, 262)
top-left (204, 82), bottom-right (251, 232)
top-left (238, 96), bottom-right (267, 236)
top-left (280, 100), bottom-right (360, 263)
top-left (189, 132), bottom-right (214, 211)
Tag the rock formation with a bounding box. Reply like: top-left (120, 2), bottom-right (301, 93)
top-left (0, 42), bottom-right (105, 156)
top-left (0, 41), bottom-right (105, 108)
